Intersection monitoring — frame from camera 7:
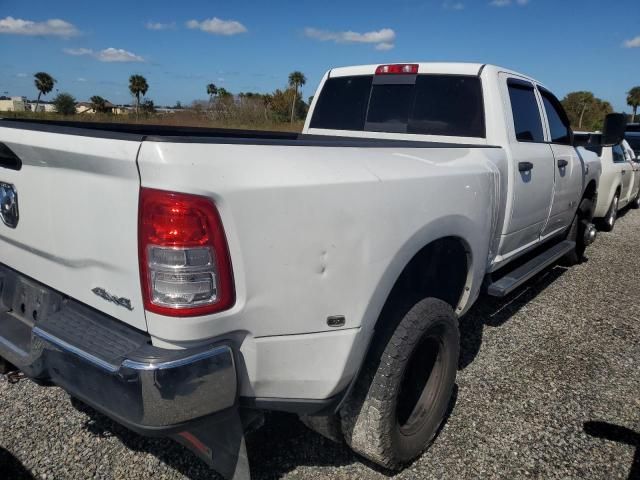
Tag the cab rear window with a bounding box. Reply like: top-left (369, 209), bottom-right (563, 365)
top-left (308, 76), bottom-right (373, 131)
top-left (310, 74), bottom-right (485, 138)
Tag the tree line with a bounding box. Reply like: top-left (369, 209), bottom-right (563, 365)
top-left (200, 71), bottom-right (307, 123)
top-left (29, 70), bottom-right (640, 130)
top-left (29, 70), bottom-right (309, 123)
top-left (560, 87), bottom-right (640, 131)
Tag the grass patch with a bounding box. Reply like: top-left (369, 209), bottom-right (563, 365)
top-left (1, 110), bottom-right (305, 133)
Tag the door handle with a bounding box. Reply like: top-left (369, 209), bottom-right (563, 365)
top-left (518, 162), bottom-right (534, 172)
top-left (622, 170), bottom-right (626, 175)
top-left (557, 159), bottom-right (568, 168)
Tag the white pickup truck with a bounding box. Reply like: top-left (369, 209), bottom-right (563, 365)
top-left (574, 133), bottom-right (640, 230)
top-left (0, 63), bottom-right (618, 478)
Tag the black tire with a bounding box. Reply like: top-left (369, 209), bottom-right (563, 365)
top-left (340, 298), bottom-right (459, 470)
top-left (563, 198), bottom-right (594, 266)
top-left (600, 194), bottom-right (619, 232)
top-left (630, 191), bottom-right (640, 210)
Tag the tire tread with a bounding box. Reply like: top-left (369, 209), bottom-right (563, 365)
top-left (340, 298), bottom-right (459, 469)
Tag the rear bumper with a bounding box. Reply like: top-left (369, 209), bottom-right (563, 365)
top-left (0, 264), bottom-right (237, 435)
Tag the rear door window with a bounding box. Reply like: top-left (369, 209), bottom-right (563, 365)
top-left (310, 73), bottom-right (485, 138)
top-left (507, 80), bottom-right (544, 143)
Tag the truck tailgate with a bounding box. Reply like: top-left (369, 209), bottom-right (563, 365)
top-left (0, 124), bottom-right (146, 331)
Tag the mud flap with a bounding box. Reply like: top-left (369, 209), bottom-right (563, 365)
top-left (171, 408), bottom-right (250, 480)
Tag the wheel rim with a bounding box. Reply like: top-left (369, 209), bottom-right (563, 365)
top-left (396, 326), bottom-right (448, 436)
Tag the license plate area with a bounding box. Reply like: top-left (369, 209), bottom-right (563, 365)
top-left (0, 265), bottom-right (64, 327)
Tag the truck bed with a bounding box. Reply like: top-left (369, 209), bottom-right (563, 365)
top-left (0, 118), bottom-right (497, 148)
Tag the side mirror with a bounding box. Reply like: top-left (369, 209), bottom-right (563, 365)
top-left (602, 113), bottom-right (627, 146)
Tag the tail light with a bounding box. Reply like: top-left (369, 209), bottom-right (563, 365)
top-left (375, 64), bottom-right (419, 75)
top-left (139, 188), bottom-right (234, 317)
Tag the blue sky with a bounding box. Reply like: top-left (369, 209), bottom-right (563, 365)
top-left (0, 0), bottom-right (639, 110)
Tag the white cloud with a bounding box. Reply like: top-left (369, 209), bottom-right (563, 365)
top-left (16, 73), bottom-right (27, 78)
top-left (443, 1), bottom-right (465, 10)
top-left (76, 77), bottom-right (87, 82)
top-left (186, 17), bottom-right (247, 35)
top-left (0, 16), bottom-right (79, 37)
top-left (375, 42), bottom-right (395, 51)
top-left (304, 27), bottom-right (396, 50)
top-left (146, 21), bottom-right (175, 31)
top-left (490, 0), bottom-right (529, 5)
top-left (98, 48), bottom-right (144, 62)
top-left (305, 27), bottom-right (395, 44)
top-left (63, 47), bottom-right (144, 62)
top-left (623, 36), bottom-right (640, 48)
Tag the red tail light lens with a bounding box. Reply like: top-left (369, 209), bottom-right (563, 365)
top-left (375, 64), bottom-right (419, 75)
top-left (139, 188), bottom-right (234, 317)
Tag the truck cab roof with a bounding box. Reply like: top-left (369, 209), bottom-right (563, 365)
top-left (328, 62), bottom-right (487, 77)
top-left (327, 62), bottom-right (545, 87)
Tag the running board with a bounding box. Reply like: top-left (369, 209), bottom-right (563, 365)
top-left (487, 240), bottom-right (575, 297)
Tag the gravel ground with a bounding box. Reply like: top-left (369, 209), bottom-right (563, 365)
top-left (1, 209), bottom-right (639, 480)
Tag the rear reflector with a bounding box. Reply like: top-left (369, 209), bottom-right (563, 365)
top-left (375, 64), bottom-right (419, 75)
top-left (139, 188), bottom-right (234, 317)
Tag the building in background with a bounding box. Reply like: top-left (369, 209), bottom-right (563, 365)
top-left (76, 100), bottom-right (127, 115)
top-left (0, 96), bottom-right (26, 112)
top-left (28, 102), bottom-right (57, 113)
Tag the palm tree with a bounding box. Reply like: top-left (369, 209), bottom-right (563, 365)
top-left (33, 72), bottom-right (56, 113)
top-left (206, 83), bottom-right (218, 107)
top-left (627, 86), bottom-right (640, 123)
top-left (129, 74), bottom-right (149, 117)
top-left (288, 71), bottom-right (306, 123)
